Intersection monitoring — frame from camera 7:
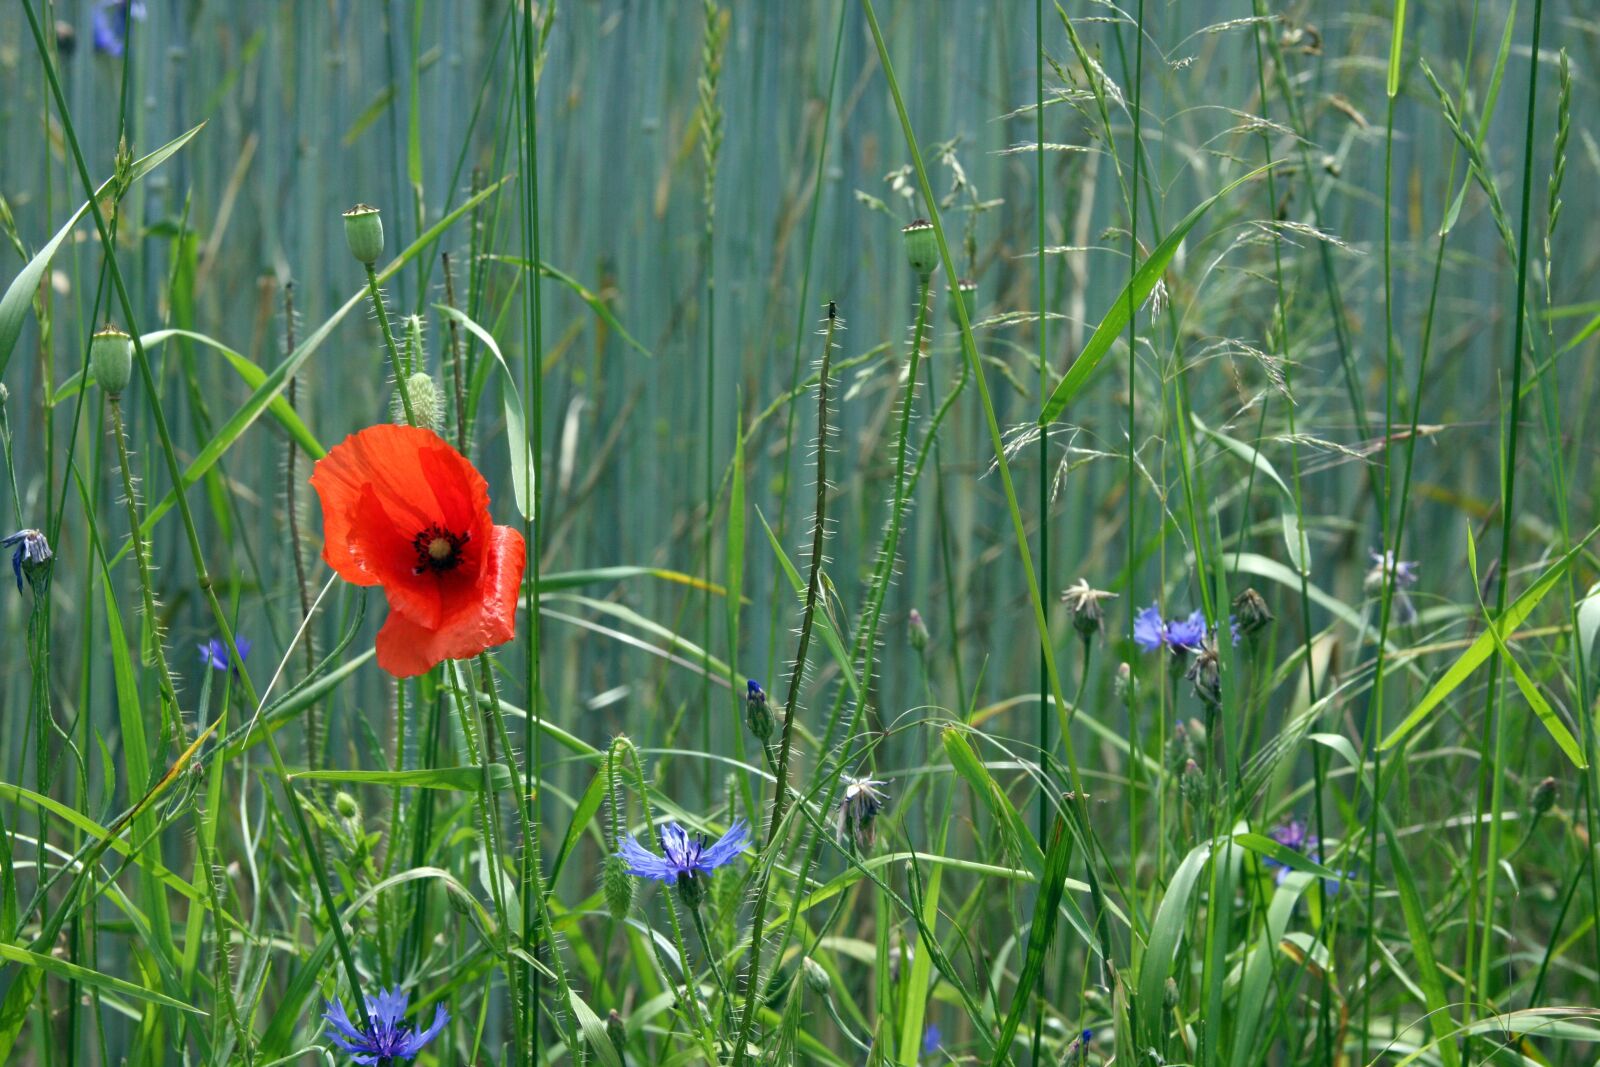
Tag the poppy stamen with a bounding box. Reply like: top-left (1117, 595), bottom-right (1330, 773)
top-left (411, 524), bottom-right (469, 575)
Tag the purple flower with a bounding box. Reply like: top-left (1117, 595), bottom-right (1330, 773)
top-left (198, 636), bottom-right (251, 672)
top-left (1133, 604), bottom-right (1207, 653)
top-left (2, 529), bottom-right (52, 594)
top-left (1264, 817), bottom-right (1347, 893)
top-left (91, 1), bottom-right (144, 56)
top-left (921, 1022), bottom-right (941, 1057)
top-left (322, 986), bottom-right (448, 1063)
top-left (618, 819), bottom-right (749, 906)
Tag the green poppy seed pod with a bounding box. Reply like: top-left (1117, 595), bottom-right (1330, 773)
top-left (392, 372), bottom-right (443, 431)
top-left (602, 853), bottom-right (634, 921)
top-left (949, 277), bottom-right (978, 326)
top-left (91, 323), bottom-right (134, 396)
top-left (802, 956), bottom-right (832, 996)
top-left (342, 203), bottom-right (384, 266)
top-left (901, 218), bottom-right (939, 277)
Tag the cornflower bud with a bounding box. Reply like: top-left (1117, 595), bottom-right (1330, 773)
top-left (908, 608), bottom-right (930, 652)
top-left (606, 1011), bottom-right (628, 1059)
top-left (802, 956), bottom-right (832, 995)
top-left (745, 679), bottom-right (773, 741)
top-left (1531, 776), bottom-right (1559, 817)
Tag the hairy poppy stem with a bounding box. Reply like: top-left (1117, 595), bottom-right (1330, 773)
top-left (363, 263), bottom-right (418, 427)
top-left (733, 304), bottom-right (836, 1065)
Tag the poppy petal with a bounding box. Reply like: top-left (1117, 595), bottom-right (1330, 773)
top-left (310, 425), bottom-right (492, 589)
top-left (374, 523), bottom-right (525, 677)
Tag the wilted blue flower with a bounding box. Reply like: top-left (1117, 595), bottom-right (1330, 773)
top-left (2, 529), bottom-right (52, 594)
top-left (1133, 604), bottom-right (1206, 653)
top-left (618, 819), bottom-right (749, 907)
top-left (921, 1022), bottom-right (941, 1056)
top-left (836, 775), bottom-right (889, 850)
top-left (322, 986), bottom-right (448, 1063)
top-left (197, 636), bottom-right (251, 672)
top-left (91, 0), bottom-right (144, 56)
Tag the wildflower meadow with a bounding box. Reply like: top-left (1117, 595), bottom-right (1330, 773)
top-left (1, 0), bottom-right (1599, 1063)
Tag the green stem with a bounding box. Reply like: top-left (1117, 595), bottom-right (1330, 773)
top-left (363, 263), bottom-right (416, 426)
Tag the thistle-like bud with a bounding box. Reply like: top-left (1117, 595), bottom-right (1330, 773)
top-left (1061, 579), bottom-right (1116, 642)
top-left (802, 956), bottom-right (832, 995)
top-left (1232, 587), bottom-right (1273, 637)
top-left (745, 679), bottom-right (773, 741)
top-left (606, 1010), bottom-right (628, 1059)
top-left (1165, 722), bottom-right (1189, 774)
top-left (901, 219), bottom-right (939, 277)
top-left (392, 371), bottom-right (443, 431)
top-left (1531, 776), bottom-right (1559, 817)
top-left (91, 323), bottom-right (134, 396)
top-left (908, 608), bottom-right (929, 652)
top-left (602, 853), bottom-right (634, 921)
top-left (1180, 758), bottom-right (1205, 803)
top-left (342, 203), bottom-right (384, 266)
top-left (949, 277), bottom-right (978, 326)
top-left (674, 870), bottom-right (704, 910)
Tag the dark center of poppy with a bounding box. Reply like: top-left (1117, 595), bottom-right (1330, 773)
top-left (411, 524), bottom-right (469, 575)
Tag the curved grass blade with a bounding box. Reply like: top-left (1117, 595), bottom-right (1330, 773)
top-left (1038, 162), bottom-right (1276, 426)
top-left (436, 303), bottom-right (535, 521)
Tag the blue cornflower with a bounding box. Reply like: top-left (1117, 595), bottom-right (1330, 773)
top-left (198, 636), bottom-right (251, 672)
top-left (91, 0), bottom-right (144, 56)
top-left (1367, 549), bottom-right (1420, 624)
top-left (2, 529), bottom-right (52, 594)
top-left (322, 986), bottom-right (448, 1063)
top-left (1264, 817), bottom-right (1347, 893)
top-left (617, 819), bottom-right (749, 908)
top-left (1133, 604), bottom-right (1206, 653)
top-left (921, 1022), bottom-right (941, 1057)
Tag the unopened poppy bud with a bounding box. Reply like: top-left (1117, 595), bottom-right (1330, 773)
top-left (802, 956), bottom-right (831, 995)
top-left (745, 679), bottom-right (773, 741)
top-left (1531, 776), bottom-right (1559, 816)
top-left (91, 323), bottom-right (134, 396)
top-left (949, 277), bottom-right (977, 326)
top-left (392, 372), bottom-right (443, 431)
top-left (342, 203), bottom-right (384, 266)
top-left (333, 791), bottom-right (360, 820)
top-left (1232, 587), bottom-right (1273, 636)
top-left (606, 1010), bottom-right (627, 1058)
top-left (901, 219), bottom-right (939, 277)
top-left (908, 608), bottom-right (929, 652)
top-left (602, 853), bottom-right (634, 920)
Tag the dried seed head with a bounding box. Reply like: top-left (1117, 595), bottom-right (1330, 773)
top-left (1232, 587), bottom-right (1273, 636)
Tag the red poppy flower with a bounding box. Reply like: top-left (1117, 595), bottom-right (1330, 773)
top-left (310, 424), bottom-right (525, 677)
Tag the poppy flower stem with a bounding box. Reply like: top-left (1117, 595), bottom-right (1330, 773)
top-left (363, 263), bottom-right (418, 427)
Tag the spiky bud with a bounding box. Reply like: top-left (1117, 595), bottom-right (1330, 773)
top-left (802, 956), bottom-right (832, 996)
top-left (606, 1011), bottom-right (628, 1059)
top-left (901, 219), bottom-right (939, 277)
top-left (91, 323), bottom-right (134, 396)
top-left (1180, 758), bottom-right (1205, 803)
top-left (1531, 776), bottom-right (1559, 817)
top-left (342, 203), bottom-right (384, 266)
top-left (949, 277), bottom-right (978, 326)
top-left (1232, 587), bottom-right (1273, 637)
top-left (674, 870), bottom-right (704, 910)
top-left (908, 608), bottom-right (929, 652)
top-left (602, 853), bottom-right (634, 921)
top-left (392, 372), bottom-right (443, 431)
top-left (745, 679), bottom-right (773, 741)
